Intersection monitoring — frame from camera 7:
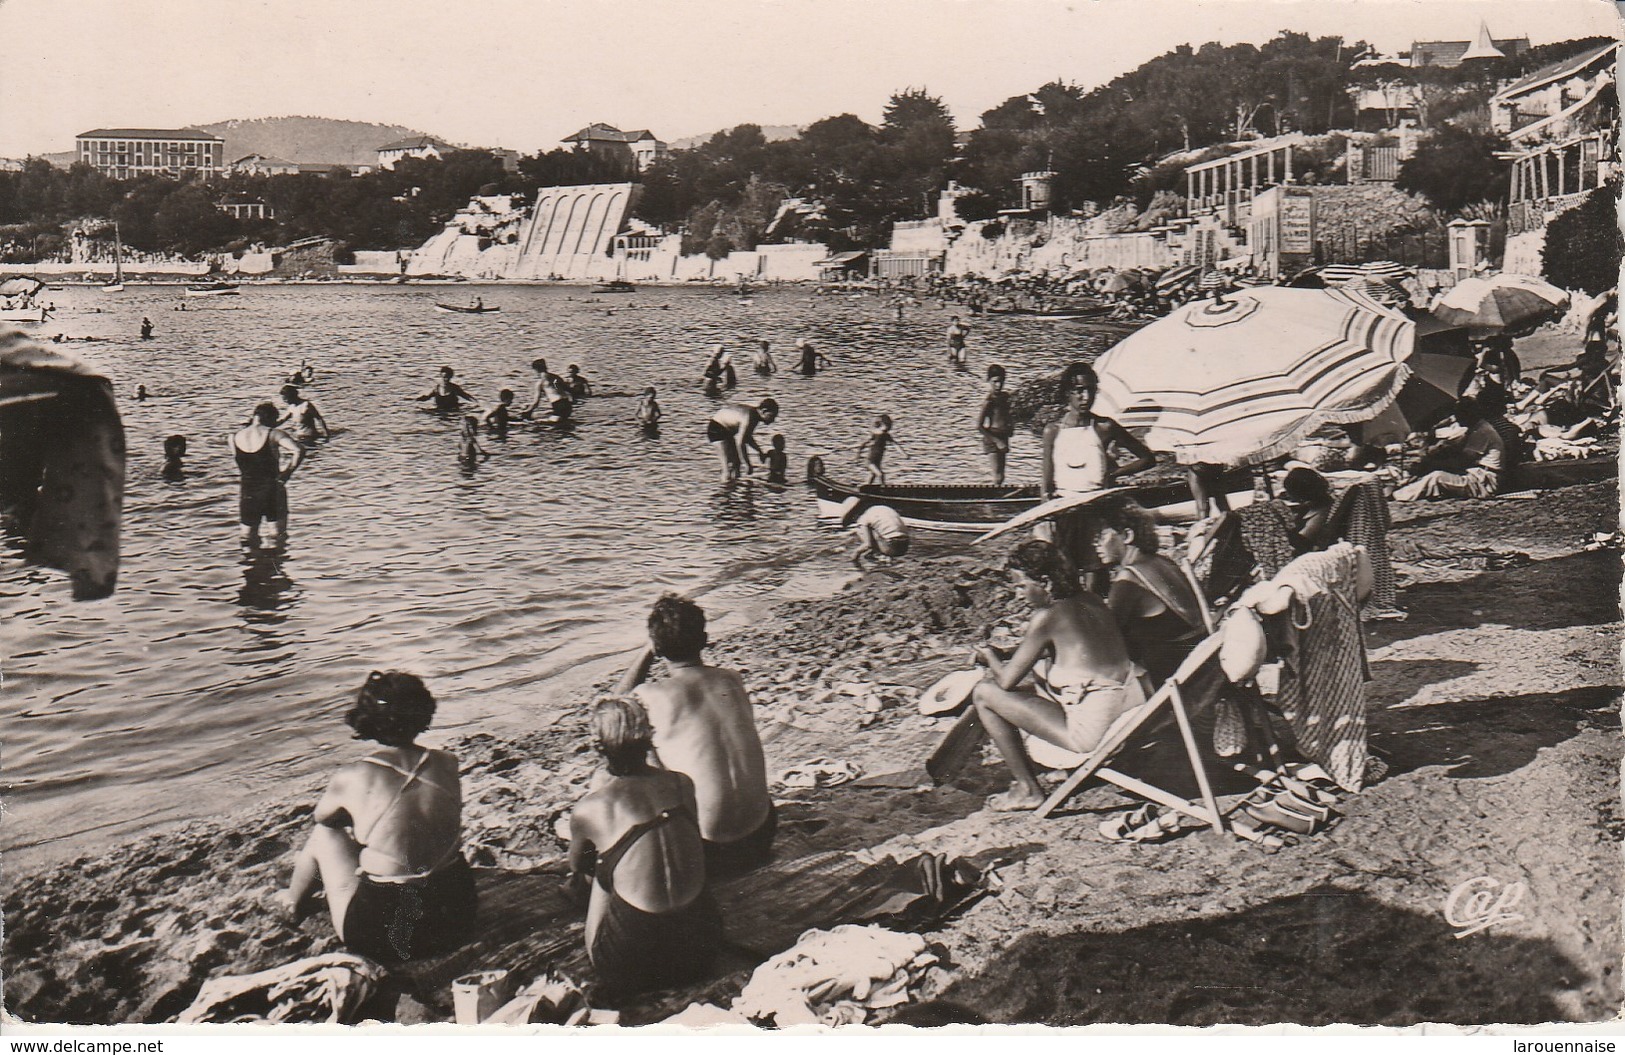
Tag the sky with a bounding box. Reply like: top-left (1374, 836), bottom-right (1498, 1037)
top-left (0, 0), bottom-right (1616, 157)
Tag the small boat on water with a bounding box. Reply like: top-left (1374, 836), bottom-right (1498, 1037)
top-left (186, 282), bottom-right (240, 297)
top-left (0, 304), bottom-right (48, 324)
top-left (807, 455), bottom-right (1254, 532)
top-left (592, 280), bottom-right (636, 293)
top-left (434, 303), bottom-right (501, 314)
top-left (986, 305), bottom-right (1112, 320)
top-left (1, 275), bottom-right (50, 323)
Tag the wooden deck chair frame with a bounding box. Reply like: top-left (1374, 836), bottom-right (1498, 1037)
top-left (1035, 632), bottom-right (1242, 838)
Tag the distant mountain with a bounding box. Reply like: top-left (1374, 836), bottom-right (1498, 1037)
top-left (195, 116), bottom-right (449, 166)
top-left (670, 125), bottom-right (802, 150)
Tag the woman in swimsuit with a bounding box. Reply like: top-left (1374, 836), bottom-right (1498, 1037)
top-left (416, 366), bottom-right (475, 414)
top-left (970, 539), bottom-right (1144, 812)
top-left (231, 402), bottom-right (304, 548)
top-left (568, 696), bottom-right (720, 1000)
top-left (1039, 361), bottom-right (1156, 581)
top-left (1081, 495), bottom-right (1207, 688)
top-left (278, 384), bottom-right (329, 443)
top-left (280, 672), bottom-right (476, 963)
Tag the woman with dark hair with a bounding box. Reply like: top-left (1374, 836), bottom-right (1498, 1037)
top-left (1039, 362), bottom-right (1155, 577)
top-left (1280, 466), bottom-right (1336, 554)
top-left (969, 540), bottom-right (1145, 812)
top-left (1080, 496), bottom-right (1207, 688)
top-left (568, 696), bottom-right (720, 998)
top-left (231, 402), bottom-right (303, 549)
top-left (280, 672), bottom-right (476, 962)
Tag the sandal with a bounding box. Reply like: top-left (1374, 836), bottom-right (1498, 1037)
top-left (1244, 799), bottom-right (1318, 836)
top-left (1099, 804), bottom-right (1179, 844)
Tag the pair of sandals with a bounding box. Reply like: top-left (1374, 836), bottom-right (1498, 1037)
top-left (1099, 803), bottom-right (1182, 844)
top-left (1240, 764), bottom-right (1342, 841)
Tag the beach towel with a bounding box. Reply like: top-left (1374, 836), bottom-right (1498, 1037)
top-left (1196, 502), bottom-right (1296, 604)
top-left (0, 329), bottom-right (125, 599)
top-left (1328, 476), bottom-right (1399, 613)
top-left (177, 953), bottom-right (383, 1024)
top-left (1256, 543), bottom-right (1371, 792)
top-left (733, 924), bottom-right (938, 1027)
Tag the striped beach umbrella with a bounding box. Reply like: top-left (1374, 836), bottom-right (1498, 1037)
top-left (1432, 273), bottom-right (1571, 336)
top-left (1093, 286), bottom-right (1417, 467)
top-left (1318, 261), bottom-right (1415, 285)
top-left (1155, 264), bottom-right (1200, 293)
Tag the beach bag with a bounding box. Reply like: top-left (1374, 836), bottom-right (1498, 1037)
top-left (1219, 607), bottom-right (1268, 683)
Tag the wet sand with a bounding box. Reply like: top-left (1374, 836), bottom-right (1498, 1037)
top-left (4, 476), bottom-right (1619, 1026)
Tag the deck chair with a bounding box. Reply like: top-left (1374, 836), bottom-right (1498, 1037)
top-left (1034, 631), bottom-right (1281, 844)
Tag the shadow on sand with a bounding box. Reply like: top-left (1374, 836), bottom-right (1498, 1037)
top-left (935, 886), bottom-right (1594, 1025)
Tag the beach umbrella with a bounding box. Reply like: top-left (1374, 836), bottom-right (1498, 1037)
top-left (1155, 264), bottom-right (1200, 293)
top-left (1197, 270), bottom-right (1228, 294)
top-left (1350, 312), bottom-right (1475, 445)
top-left (1432, 273), bottom-right (1571, 336)
top-left (1318, 261), bottom-right (1414, 286)
top-left (1347, 276), bottom-right (1412, 309)
top-left (1099, 272), bottom-right (1140, 294)
top-left (1093, 285), bottom-right (1416, 467)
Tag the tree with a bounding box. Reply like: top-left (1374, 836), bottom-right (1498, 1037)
top-left (1542, 185), bottom-right (1623, 295)
top-left (1395, 125), bottom-right (1508, 213)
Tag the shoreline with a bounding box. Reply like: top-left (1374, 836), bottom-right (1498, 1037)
top-left (4, 475), bottom-right (1619, 1026)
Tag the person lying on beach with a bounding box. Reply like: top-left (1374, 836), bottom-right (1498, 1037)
top-left (1080, 496), bottom-right (1206, 688)
top-left (279, 672), bottom-right (477, 963)
top-left (970, 540), bottom-right (1145, 812)
top-left (764, 433), bottom-right (789, 484)
top-left (416, 366), bottom-right (475, 414)
top-left (616, 594), bottom-right (775, 877)
top-left (482, 388), bottom-right (516, 437)
top-left (521, 358), bottom-right (572, 421)
top-left (856, 414), bottom-right (904, 486)
top-left (278, 384), bottom-right (330, 443)
top-left (706, 398), bottom-right (778, 481)
top-left (568, 696), bottom-right (721, 999)
top-left (845, 502), bottom-right (910, 570)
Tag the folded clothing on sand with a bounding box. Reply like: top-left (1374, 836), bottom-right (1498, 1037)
top-left (733, 923), bottom-right (939, 1027)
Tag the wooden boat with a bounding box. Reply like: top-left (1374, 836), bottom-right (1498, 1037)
top-left (986, 304), bottom-right (1111, 320)
top-left (185, 282), bottom-right (240, 297)
top-left (807, 455), bottom-right (1254, 532)
top-left (0, 304), bottom-right (47, 324)
top-left (434, 303), bottom-right (501, 314)
top-left (592, 280), bottom-right (636, 293)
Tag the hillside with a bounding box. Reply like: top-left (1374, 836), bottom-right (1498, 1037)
top-left (195, 116), bottom-right (446, 166)
top-left (670, 124), bottom-right (802, 150)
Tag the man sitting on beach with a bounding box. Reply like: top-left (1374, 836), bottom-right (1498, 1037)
top-left (616, 594), bottom-right (775, 878)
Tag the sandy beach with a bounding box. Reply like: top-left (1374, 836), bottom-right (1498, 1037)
top-left (4, 467), bottom-right (1618, 1026)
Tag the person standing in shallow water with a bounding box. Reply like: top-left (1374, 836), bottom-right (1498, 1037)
top-left (231, 402), bottom-right (304, 548)
top-left (706, 397), bottom-right (778, 481)
top-left (416, 366), bottom-right (475, 414)
top-left (139, 317), bottom-right (153, 340)
top-left (978, 364), bottom-right (1014, 485)
top-left (794, 338), bottom-right (830, 377)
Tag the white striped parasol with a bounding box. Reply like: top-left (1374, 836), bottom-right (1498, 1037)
top-left (1093, 286), bottom-right (1416, 467)
top-left (1318, 260), bottom-right (1415, 285)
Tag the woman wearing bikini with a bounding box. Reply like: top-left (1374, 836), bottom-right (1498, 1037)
top-left (567, 696), bottom-right (720, 999)
top-left (280, 672), bottom-right (477, 963)
top-left (969, 539), bottom-right (1145, 812)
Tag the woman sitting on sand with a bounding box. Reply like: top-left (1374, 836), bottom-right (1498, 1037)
top-left (280, 672), bottom-right (476, 963)
top-left (568, 696), bottom-right (721, 999)
top-left (970, 540), bottom-right (1146, 812)
top-left (1081, 496), bottom-right (1207, 688)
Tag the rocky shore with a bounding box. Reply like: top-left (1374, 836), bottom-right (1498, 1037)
top-left (4, 478), bottom-right (1620, 1027)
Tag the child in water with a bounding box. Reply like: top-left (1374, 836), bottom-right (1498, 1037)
top-left (764, 433), bottom-right (789, 484)
top-left (482, 389), bottom-right (516, 437)
top-left (856, 414), bottom-right (904, 486)
top-left (161, 434), bottom-right (187, 479)
top-left (458, 415), bottom-right (489, 466)
top-left (635, 387), bottom-right (662, 433)
top-left (135, 384), bottom-right (149, 402)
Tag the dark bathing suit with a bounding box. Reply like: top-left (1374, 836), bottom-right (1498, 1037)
top-left (234, 436), bottom-right (285, 527)
top-left (590, 806), bottom-right (721, 997)
top-left (702, 802), bottom-right (777, 878)
top-left (342, 751), bottom-right (477, 963)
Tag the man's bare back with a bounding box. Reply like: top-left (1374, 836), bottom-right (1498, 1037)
top-left (635, 663), bottom-right (771, 844)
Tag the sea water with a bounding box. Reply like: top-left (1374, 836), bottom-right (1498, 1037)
top-left (1, 284), bottom-right (1112, 869)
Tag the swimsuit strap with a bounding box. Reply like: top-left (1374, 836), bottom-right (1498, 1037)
top-left (595, 805), bottom-right (698, 895)
top-left (355, 749), bottom-right (437, 845)
top-left (1117, 562), bottom-right (1204, 639)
